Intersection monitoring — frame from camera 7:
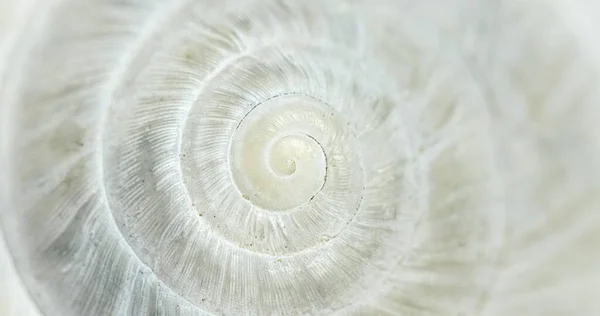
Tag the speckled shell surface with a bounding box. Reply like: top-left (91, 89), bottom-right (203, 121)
top-left (1, 0), bottom-right (600, 315)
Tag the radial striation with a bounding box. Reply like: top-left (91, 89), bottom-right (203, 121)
top-left (1, 0), bottom-right (600, 315)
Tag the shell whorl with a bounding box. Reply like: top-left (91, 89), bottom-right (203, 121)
top-left (1, 0), bottom-right (600, 315)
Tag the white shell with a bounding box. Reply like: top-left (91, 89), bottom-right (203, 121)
top-left (1, 0), bottom-right (600, 315)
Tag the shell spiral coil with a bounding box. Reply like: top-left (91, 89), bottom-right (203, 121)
top-left (1, 0), bottom-right (600, 315)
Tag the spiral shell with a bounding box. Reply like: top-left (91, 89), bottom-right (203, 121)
top-left (1, 0), bottom-right (600, 315)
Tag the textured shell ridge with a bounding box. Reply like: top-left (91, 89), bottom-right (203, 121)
top-left (1, 0), bottom-right (600, 315)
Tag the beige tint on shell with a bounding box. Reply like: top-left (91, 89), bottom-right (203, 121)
top-left (1, 0), bottom-right (600, 315)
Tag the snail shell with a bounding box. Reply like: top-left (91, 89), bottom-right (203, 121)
top-left (1, 0), bottom-right (600, 315)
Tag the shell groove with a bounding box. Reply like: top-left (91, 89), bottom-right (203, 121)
top-left (1, 0), bottom-right (600, 315)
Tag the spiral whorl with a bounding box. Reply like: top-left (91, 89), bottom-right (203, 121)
top-left (2, 0), bottom-right (600, 315)
top-left (100, 3), bottom-right (400, 311)
top-left (229, 95), bottom-right (330, 211)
